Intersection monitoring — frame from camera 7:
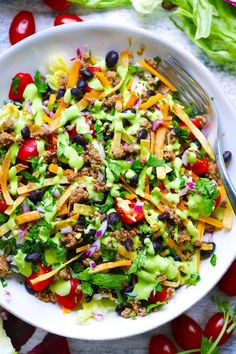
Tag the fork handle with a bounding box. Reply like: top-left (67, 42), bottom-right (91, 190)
top-left (215, 136), bottom-right (236, 214)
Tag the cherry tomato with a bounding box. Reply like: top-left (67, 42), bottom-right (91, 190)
top-left (87, 66), bottom-right (102, 73)
top-left (26, 265), bottom-right (53, 292)
top-left (114, 198), bottom-right (144, 224)
top-left (158, 183), bottom-right (166, 191)
top-left (56, 278), bottom-right (82, 309)
top-left (218, 260), bottom-right (236, 296)
top-left (149, 334), bottom-right (177, 354)
top-left (68, 127), bottom-right (78, 140)
top-left (0, 199), bottom-right (9, 213)
top-left (17, 139), bottom-right (39, 162)
top-left (150, 287), bottom-right (168, 304)
top-left (179, 119), bottom-right (202, 140)
top-left (204, 312), bottom-right (233, 346)
top-left (45, 134), bottom-right (57, 153)
top-left (9, 72), bottom-right (33, 101)
top-left (171, 314), bottom-right (203, 350)
top-left (188, 156), bottom-right (209, 175)
top-left (9, 11), bottom-right (35, 45)
top-left (43, 0), bottom-right (71, 11)
top-left (54, 14), bottom-right (83, 26)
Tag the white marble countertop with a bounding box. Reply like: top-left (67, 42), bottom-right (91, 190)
top-left (0, 1), bottom-right (235, 353)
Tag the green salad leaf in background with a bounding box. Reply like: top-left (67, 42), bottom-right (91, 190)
top-left (69, 0), bottom-right (236, 71)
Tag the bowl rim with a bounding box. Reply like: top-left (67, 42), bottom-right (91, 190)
top-left (0, 22), bottom-right (235, 341)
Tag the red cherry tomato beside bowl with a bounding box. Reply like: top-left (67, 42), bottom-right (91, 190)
top-left (218, 259), bottom-right (236, 296)
top-left (43, 0), bottom-right (71, 11)
top-left (149, 334), bottom-right (177, 354)
top-left (54, 14), bottom-right (83, 26)
top-left (17, 139), bottom-right (39, 162)
top-left (9, 72), bottom-right (34, 101)
top-left (9, 11), bottom-right (35, 45)
top-left (204, 312), bottom-right (233, 346)
top-left (56, 278), bottom-right (82, 310)
top-left (171, 314), bottom-right (203, 350)
top-left (149, 287), bottom-right (168, 304)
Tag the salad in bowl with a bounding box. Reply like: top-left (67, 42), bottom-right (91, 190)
top-left (0, 45), bottom-right (233, 322)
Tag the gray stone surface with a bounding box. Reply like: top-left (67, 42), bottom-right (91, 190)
top-left (0, 1), bottom-right (235, 353)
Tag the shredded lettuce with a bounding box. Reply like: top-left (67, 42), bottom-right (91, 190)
top-left (77, 298), bottom-right (116, 323)
top-left (171, 0), bottom-right (236, 70)
top-left (46, 54), bottom-right (70, 90)
top-left (131, 0), bottom-right (162, 14)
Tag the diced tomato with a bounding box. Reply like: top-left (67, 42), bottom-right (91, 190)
top-left (188, 156), bottom-right (209, 175)
top-left (68, 127), bottom-right (78, 140)
top-left (26, 265), bottom-right (53, 292)
top-left (9, 72), bottom-right (34, 101)
top-left (179, 118), bottom-right (202, 140)
top-left (87, 66), bottom-right (102, 73)
top-left (150, 287), bottom-right (168, 304)
top-left (158, 184), bottom-right (165, 191)
top-left (17, 138), bottom-right (39, 161)
top-left (43, 0), bottom-right (71, 11)
top-left (54, 13), bottom-right (83, 26)
top-left (56, 278), bottom-right (82, 310)
top-left (0, 199), bottom-right (9, 213)
top-left (114, 198), bottom-right (144, 224)
top-left (45, 134), bottom-right (57, 153)
top-left (85, 85), bottom-right (92, 92)
top-left (215, 192), bottom-right (221, 208)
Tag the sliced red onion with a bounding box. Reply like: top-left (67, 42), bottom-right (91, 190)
top-left (77, 48), bottom-right (81, 56)
top-left (154, 105), bottom-right (161, 111)
top-left (53, 188), bottom-right (61, 198)
top-left (0, 310), bottom-right (8, 320)
top-left (96, 220), bottom-right (107, 238)
top-left (85, 239), bottom-right (101, 257)
top-left (134, 202), bottom-right (143, 213)
top-left (97, 171), bottom-right (104, 181)
top-left (127, 157), bottom-right (134, 163)
top-left (152, 120), bottom-right (163, 131)
top-left (17, 228), bottom-right (27, 245)
top-left (93, 313), bottom-right (104, 322)
top-left (22, 200), bottom-right (30, 214)
top-left (42, 105), bottom-right (54, 118)
top-left (179, 187), bottom-right (188, 197)
top-left (6, 255), bottom-right (13, 263)
top-left (96, 143), bottom-right (106, 161)
top-left (203, 233), bottom-right (214, 243)
top-left (182, 150), bottom-right (188, 166)
top-left (131, 75), bottom-right (139, 91)
top-left (25, 100), bottom-right (32, 114)
top-left (70, 57), bottom-right (77, 62)
top-left (43, 124), bottom-right (50, 134)
top-left (134, 98), bottom-right (141, 108)
top-left (61, 226), bottom-right (73, 234)
top-left (186, 181), bottom-right (195, 190)
top-left (4, 290), bottom-right (11, 301)
top-left (89, 260), bottom-right (97, 269)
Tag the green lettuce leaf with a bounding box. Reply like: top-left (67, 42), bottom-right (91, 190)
top-left (171, 0), bottom-right (236, 70)
top-left (69, 0), bottom-right (130, 9)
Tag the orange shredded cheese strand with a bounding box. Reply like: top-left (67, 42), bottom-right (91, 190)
top-left (92, 260), bottom-right (132, 273)
top-left (125, 91), bottom-right (138, 109)
top-left (48, 164), bottom-right (60, 174)
top-left (1, 148), bottom-right (14, 205)
top-left (138, 60), bottom-right (177, 91)
top-left (76, 90), bottom-right (103, 111)
top-left (95, 71), bottom-right (112, 88)
top-left (53, 100), bottom-right (69, 120)
top-left (173, 104), bottom-right (215, 160)
top-left (198, 216), bottom-right (223, 228)
top-left (167, 238), bottom-right (185, 261)
top-left (16, 211), bottom-right (42, 225)
top-left (67, 60), bottom-right (81, 89)
top-left (76, 245), bottom-right (90, 253)
top-left (139, 93), bottom-right (163, 110)
top-left (48, 93), bottom-right (56, 107)
top-left (5, 194), bottom-right (28, 216)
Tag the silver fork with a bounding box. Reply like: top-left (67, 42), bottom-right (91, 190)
top-left (158, 56), bottom-right (236, 213)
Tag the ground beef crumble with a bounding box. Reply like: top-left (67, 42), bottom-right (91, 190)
top-left (163, 206), bottom-right (181, 225)
top-left (0, 132), bottom-right (15, 148)
top-left (105, 71), bottom-right (120, 86)
top-left (102, 94), bottom-right (119, 109)
top-left (61, 231), bottom-right (78, 248)
top-left (144, 57), bottom-right (158, 69)
top-left (82, 144), bottom-right (102, 166)
top-left (70, 187), bottom-right (89, 204)
top-left (177, 231), bottom-right (191, 246)
top-left (59, 267), bottom-right (72, 281)
top-left (205, 161), bottom-right (219, 180)
top-left (35, 290), bottom-right (57, 304)
top-left (93, 178), bottom-right (108, 192)
top-left (3, 120), bottom-right (14, 132)
top-left (0, 256), bottom-right (10, 278)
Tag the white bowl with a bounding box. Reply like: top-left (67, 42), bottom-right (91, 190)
top-left (0, 23), bottom-right (235, 340)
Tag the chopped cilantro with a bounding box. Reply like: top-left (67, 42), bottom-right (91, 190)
top-left (29, 156), bottom-right (42, 170)
top-left (139, 223), bottom-right (151, 235)
top-left (210, 254), bottom-right (217, 267)
top-left (195, 179), bottom-right (218, 200)
top-left (12, 76), bottom-right (20, 94)
top-left (153, 56), bottom-right (161, 64)
top-left (128, 249), bottom-right (146, 275)
top-left (186, 272), bottom-right (201, 287)
top-left (153, 283), bottom-right (163, 294)
top-left (99, 193), bottom-right (114, 213)
top-left (78, 272), bottom-right (129, 289)
top-left (175, 126), bottom-right (189, 139)
top-left (71, 143), bottom-right (84, 155)
top-left (128, 65), bottom-right (143, 75)
top-left (146, 301), bottom-right (167, 314)
top-left (147, 154), bottom-right (165, 167)
top-left (0, 278), bottom-right (8, 288)
top-left (21, 171), bottom-right (39, 183)
top-left (101, 244), bottom-right (116, 261)
top-left (0, 214), bottom-right (8, 223)
top-left (81, 281), bottom-right (94, 296)
top-left (34, 70), bottom-right (48, 93)
top-left (131, 160), bottom-right (143, 173)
